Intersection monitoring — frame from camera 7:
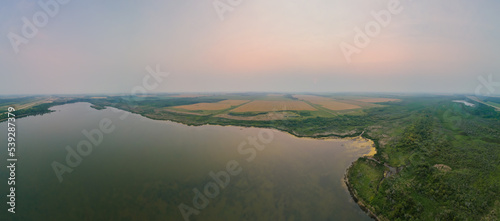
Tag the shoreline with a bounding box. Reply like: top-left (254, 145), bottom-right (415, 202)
top-left (344, 163), bottom-right (381, 221)
top-left (138, 106), bottom-right (383, 220)
top-left (3, 102), bottom-right (382, 220)
top-left (127, 105), bottom-right (383, 220)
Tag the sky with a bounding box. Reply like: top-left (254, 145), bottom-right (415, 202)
top-left (0, 0), bottom-right (499, 95)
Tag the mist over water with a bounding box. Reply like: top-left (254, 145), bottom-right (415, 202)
top-left (0, 103), bottom-right (372, 220)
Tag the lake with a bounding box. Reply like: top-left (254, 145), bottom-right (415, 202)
top-left (0, 102), bottom-right (373, 220)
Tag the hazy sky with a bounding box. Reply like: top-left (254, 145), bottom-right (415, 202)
top-left (1, 0), bottom-right (499, 95)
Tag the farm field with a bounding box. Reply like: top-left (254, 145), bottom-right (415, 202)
top-left (0, 96), bottom-right (54, 112)
top-left (230, 100), bottom-right (317, 112)
top-left (173, 100), bottom-right (249, 110)
top-left (140, 93), bottom-right (401, 121)
top-left (294, 95), bottom-right (361, 111)
top-left (215, 112), bottom-right (299, 121)
top-left (355, 98), bottom-right (400, 103)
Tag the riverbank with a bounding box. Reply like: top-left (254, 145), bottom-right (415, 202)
top-left (344, 163), bottom-right (381, 221)
top-left (343, 139), bottom-right (381, 221)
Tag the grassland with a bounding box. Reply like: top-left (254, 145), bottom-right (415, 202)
top-left (231, 100), bottom-right (317, 112)
top-left (346, 97), bottom-right (500, 220)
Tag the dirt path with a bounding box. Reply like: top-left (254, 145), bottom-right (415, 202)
top-left (467, 96), bottom-right (500, 111)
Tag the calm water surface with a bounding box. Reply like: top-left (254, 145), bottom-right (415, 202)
top-left (0, 103), bottom-right (372, 220)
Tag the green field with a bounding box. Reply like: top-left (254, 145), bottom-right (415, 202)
top-left (347, 97), bottom-right (500, 220)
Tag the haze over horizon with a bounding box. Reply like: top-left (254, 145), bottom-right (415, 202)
top-left (1, 0), bottom-right (499, 95)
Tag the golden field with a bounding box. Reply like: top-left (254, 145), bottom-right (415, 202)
top-left (355, 98), bottom-right (400, 103)
top-left (174, 100), bottom-right (249, 110)
top-left (231, 100), bottom-right (317, 112)
top-left (293, 95), bottom-right (361, 111)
